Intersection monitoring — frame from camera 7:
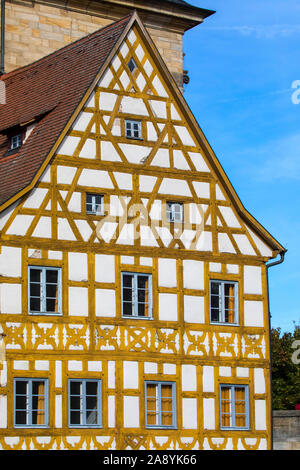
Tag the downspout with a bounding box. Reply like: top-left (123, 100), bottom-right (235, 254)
top-left (0, 0), bottom-right (5, 75)
top-left (266, 250), bottom-right (286, 450)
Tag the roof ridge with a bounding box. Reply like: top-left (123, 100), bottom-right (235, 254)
top-left (1, 13), bottom-right (132, 81)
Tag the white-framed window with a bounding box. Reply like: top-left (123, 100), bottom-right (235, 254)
top-left (121, 272), bottom-right (152, 318)
top-left (145, 381), bottom-right (177, 429)
top-left (14, 378), bottom-right (49, 428)
top-left (86, 193), bottom-right (104, 215)
top-left (11, 134), bottom-right (22, 150)
top-left (68, 379), bottom-right (102, 428)
top-left (28, 266), bottom-right (62, 315)
top-left (210, 280), bottom-right (238, 325)
top-left (128, 57), bottom-right (137, 73)
top-left (125, 119), bottom-right (142, 139)
top-left (220, 384), bottom-right (249, 430)
top-left (166, 201), bottom-right (183, 223)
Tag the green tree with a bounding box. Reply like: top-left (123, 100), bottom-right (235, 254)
top-left (271, 324), bottom-right (300, 409)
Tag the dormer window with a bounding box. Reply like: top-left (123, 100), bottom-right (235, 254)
top-left (11, 134), bottom-right (22, 150)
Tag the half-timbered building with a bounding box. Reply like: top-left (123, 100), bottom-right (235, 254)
top-left (0, 5), bottom-right (285, 451)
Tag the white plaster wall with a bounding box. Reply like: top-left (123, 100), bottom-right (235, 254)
top-left (113, 172), bottom-right (132, 190)
top-left (0, 396), bottom-right (7, 428)
top-left (123, 396), bottom-right (139, 428)
top-left (58, 136), bottom-right (80, 155)
top-left (73, 112), bottom-right (93, 132)
top-left (77, 169), bottom-right (113, 188)
top-left (202, 366), bottom-right (214, 393)
top-left (183, 260), bottom-right (204, 290)
top-left (119, 143), bottom-right (149, 164)
top-left (6, 215), bottom-right (34, 236)
top-left (95, 254), bottom-right (115, 283)
top-left (219, 206), bottom-right (241, 228)
top-left (184, 295), bottom-right (204, 323)
top-left (192, 181), bottom-right (210, 199)
top-left (0, 284), bottom-right (22, 314)
top-left (68, 287), bottom-right (89, 316)
top-left (158, 258), bottom-right (177, 287)
top-left (108, 395), bottom-right (115, 428)
top-left (68, 253), bottom-right (88, 281)
top-left (159, 293), bottom-right (177, 321)
top-left (95, 289), bottom-right (116, 317)
top-left (55, 361), bottom-right (62, 388)
top-left (255, 400), bottom-right (267, 430)
top-left (188, 152), bottom-right (210, 172)
top-left (123, 361), bottom-right (139, 389)
top-left (181, 364), bottom-right (197, 391)
top-left (218, 233), bottom-right (236, 254)
top-left (23, 188), bottom-right (48, 209)
top-left (57, 218), bottom-right (76, 241)
top-left (254, 368), bottom-right (265, 394)
top-left (139, 175), bottom-right (157, 193)
top-left (57, 166), bottom-right (77, 184)
top-left (182, 398), bottom-right (197, 429)
top-left (174, 126), bottom-right (195, 147)
top-left (79, 138), bottom-right (96, 159)
top-left (244, 301), bottom-right (264, 327)
top-left (55, 395), bottom-right (62, 428)
top-left (244, 266), bottom-right (262, 295)
top-left (32, 217), bottom-right (52, 238)
top-left (203, 398), bottom-right (215, 430)
top-left (68, 192), bottom-right (81, 213)
top-left (152, 75), bottom-right (168, 98)
top-left (233, 234), bottom-right (256, 256)
top-left (163, 363), bottom-right (176, 375)
top-left (144, 362), bottom-right (158, 374)
top-left (158, 178), bottom-right (191, 197)
top-left (0, 246), bottom-right (21, 277)
top-left (121, 96), bottom-right (148, 115)
top-left (108, 361), bottom-right (115, 388)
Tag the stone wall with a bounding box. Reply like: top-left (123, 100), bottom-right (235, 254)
top-left (273, 410), bottom-right (300, 450)
top-left (4, 1), bottom-right (183, 87)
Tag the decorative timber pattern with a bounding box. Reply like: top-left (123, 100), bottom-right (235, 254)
top-left (0, 18), bottom-right (281, 450)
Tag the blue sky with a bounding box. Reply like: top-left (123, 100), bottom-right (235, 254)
top-left (183, 0), bottom-right (300, 332)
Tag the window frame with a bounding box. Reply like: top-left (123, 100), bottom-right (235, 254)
top-left (68, 378), bottom-right (102, 428)
top-left (166, 201), bottom-right (183, 223)
top-left (28, 266), bottom-right (62, 316)
top-left (125, 119), bottom-right (142, 140)
top-left (127, 57), bottom-right (137, 73)
top-left (145, 381), bottom-right (177, 429)
top-left (121, 272), bottom-right (153, 319)
top-left (14, 378), bottom-right (49, 428)
top-left (219, 384), bottom-right (250, 431)
top-left (11, 133), bottom-right (22, 150)
top-left (209, 279), bottom-right (239, 325)
top-left (86, 193), bottom-right (104, 216)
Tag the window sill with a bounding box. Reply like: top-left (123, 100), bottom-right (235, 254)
top-left (210, 321), bottom-right (239, 327)
top-left (122, 315), bottom-right (153, 320)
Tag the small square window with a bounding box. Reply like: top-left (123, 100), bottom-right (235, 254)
top-left (122, 272), bottom-right (152, 318)
top-left (28, 266), bottom-right (61, 315)
top-left (220, 385), bottom-right (249, 430)
top-left (11, 134), bottom-right (22, 150)
top-left (69, 379), bottom-right (102, 428)
top-left (86, 193), bottom-right (104, 215)
top-left (128, 58), bottom-right (137, 73)
top-left (145, 381), bottom-right (176, 428)
top-left (210, 280), bottom-right (238, 324)
top-left (14, 378), bottom-right (48, 428)
top-left (166, 202), bottom-right (183, 223)
top-left (125, 120), bottom-right (142, 140)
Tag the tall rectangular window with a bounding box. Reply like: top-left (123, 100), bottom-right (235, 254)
top-left (86, 193), bottom-right (104, 215)
top-left (11, 134), bottom-right (22, 150)
top-left (210, 280), bottom-right (238, 324)
top-left (14, 378), bottom-right (48, 428)
top-left (121, 272), bottom-right (152, 318)
top-left (145, 381), bottom-right (176, 428)
top-left (125, 120), bottom-right (142, 139)
top-left (220, 385), bottom-right (249, 430)
top-left (69, 379), bottom-right (102, 427)
top-left (166, 202), bottom-right (183, 223)
top-left (28, 266), bottom-right (61, 315)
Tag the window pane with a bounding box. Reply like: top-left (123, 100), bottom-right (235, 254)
top-left (123, 274), bottom-right (133, 288)
top-left (86, 381), bottom-right (98, 396)
top-left (30, 297), bottom-right (41, 312)
top-left (15, 381), bottom-right (27, 395)
top-left (211, 308), bottom-right (220, 322)
top-left (123, 302), bottom-right (133, 316)
top-left (70, 396), bottom-right (81, 410)
top-left (46, 270), bottom-right (58, 284)
top-left (46, 298), bottom-right (57, 312)
top-left (30, 283), bottom-right (41, 297)
top-left (211, 282), bottom-right (220, 295)
top-left (16, 395), bottom-right (27, 410)
top-left (147, 384), bottom-right (158, 425)
top-left (224, 283), bottom-right (235, 323)
top-left (70, 411), bottom-right (81, 425)
top-left (30, 269), bottom-right (41, 282)
top-left (70, 381), bottom-right (81, 395)
top-left (123, 287), bottom-right (133, 302)
top-left (221, 386), bottom-right (232, 427)
top-left (86, 409), bottom-right (98, 425)
top-left (15, 411), bottom-right (27, 425)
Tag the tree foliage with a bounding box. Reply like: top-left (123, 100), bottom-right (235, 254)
top-left (271, 324), bottom-right (300, 409)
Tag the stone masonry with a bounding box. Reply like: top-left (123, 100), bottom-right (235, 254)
top-left (3, 0), bottom-right (184, 87)
top-left (273, 411), bottom-right (300, 450)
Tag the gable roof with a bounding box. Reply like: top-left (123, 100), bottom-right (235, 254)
top-left (0, 14), bottom-right (131, 209)
top-left (0, 11), bottom-right (285, 256)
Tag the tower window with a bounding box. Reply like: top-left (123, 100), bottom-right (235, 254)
top-left (128, 57), bottom-right (137, 73)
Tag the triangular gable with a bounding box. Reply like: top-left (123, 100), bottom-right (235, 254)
top-left (0, 12), bottom-right (285, 258)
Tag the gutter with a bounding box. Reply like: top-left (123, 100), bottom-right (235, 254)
top-left (266, 250), bottom-right (286, 450)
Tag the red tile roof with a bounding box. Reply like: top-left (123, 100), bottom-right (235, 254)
top-left (0, 14), bottom-right (131, 207)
